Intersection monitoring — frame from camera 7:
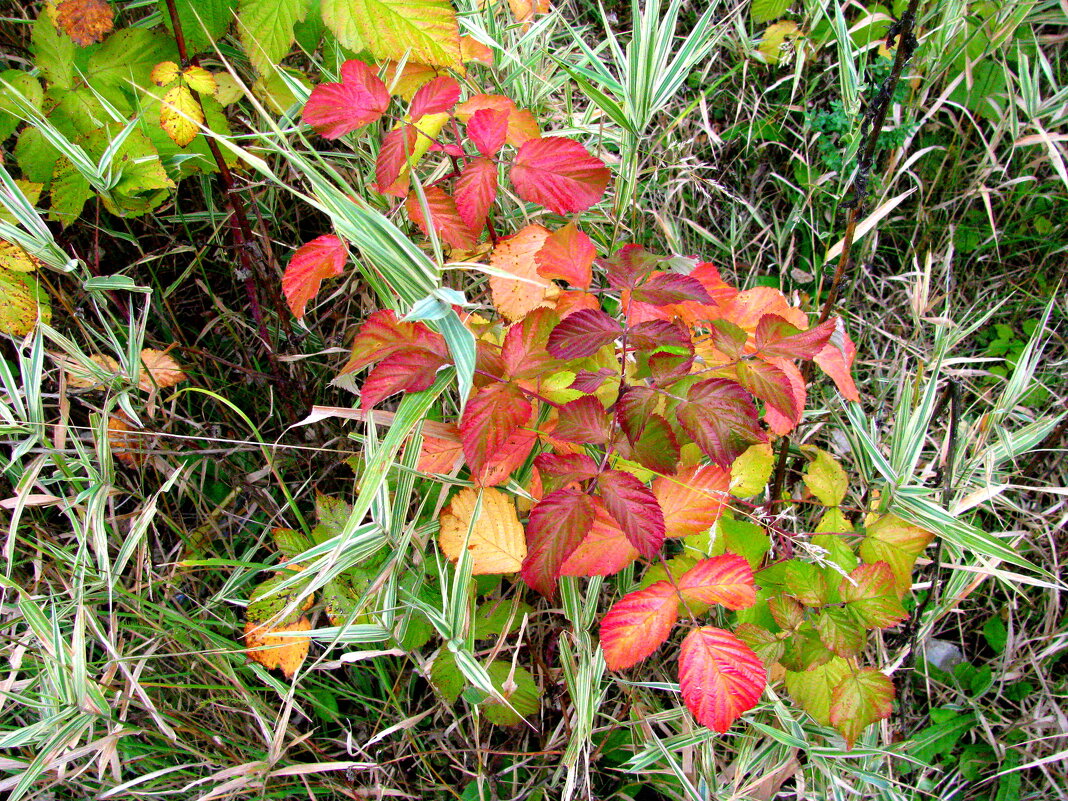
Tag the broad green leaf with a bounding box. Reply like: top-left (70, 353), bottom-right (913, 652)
top-left (313, 494), bottom-right (352, 542)
top-left (858, 514), bottom-right (934, 596)
top-left (802, 447), bottom-right (848, 506)
top-left (320, 0), bottom-right (367, 51)
top-left (0, 73), bottom-right (44, 140)
top-left (815, 607), bottom-right (865, 657)
top-left (780, 622), bottom-right (835, 672)
top-left (32, 13), bottom-right (77, 89)
top-left (430, 649), bottom-right (464, 703)
top-left (750, 0), bottom-right (792, 24)
top-left (271, 527), bottom-right (313, 559)
top-left (15, 127), bottom-right (59, 184)
top-left (246, 574), bottom-right (312, 626)
top-left (481, 662), bottom-right (541, 725)
top-left (813, 507), bottom-right (853, 535)
top-left (238, 0), bottom-right (309, 75)
top-left (734, 622), bottom-right (784, 666)
top-left (87, 29), bottom-right (173, 98)
top-left (729, 442), bottom-right (774, 497)
top-left (709, 514), bottom-right (770, 570)
top-left (784, 560), bottom-right (829, 606)
top-left (160, 0), bottom-right (237, 54)
top-left (829, 668), bottom-right (895, 748)
top-left (0, 268), bottom-right (50, 336)
top-left (758, 20), bottom-right (800, 65)
top-left (48, 157), bottom-right (92, 225)
top-left (344, 0), bottom-right (462, 70)
top-left (840, 562), bottom-right (908, 629)
top-left (473, 599), bottom-right (534, 640)
top-left (678, 626), bottom-right (765, 732)
top-left (811, 532), bottom-right (858, 572)
top-left (784, 655), bottom-right (851, 726)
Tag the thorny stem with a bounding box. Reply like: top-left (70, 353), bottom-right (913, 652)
top-left (768, 0), bottom-right (923, 508)
top-left (161, 0), bottom-right (288, 352)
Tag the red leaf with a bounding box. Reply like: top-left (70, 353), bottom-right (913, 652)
top-left (755, 315), bottom-right (835, 360)
top-left (510, 137), bottom-right (610, 215)
top-left (553, 395), bottom-right (611, 445)
top-left (521, 488), bottom-right (596, 596)
top-left (676, 554), bottom-right (757, 611)
top-left (735, 358), bottom-right (800, 422)
top-left (560, 501), bottom-right (639, 576)
top-left (408, 75), bottom-right (461, 119)
top-left (653, 463), bottom-right (731, 539)
top-left (533, 452), bottom-right (599, 494)
top-left (626, 320), bottom-right (693, 354)
top-left (536, 223), bottom-right (594, 288)
top-left (475, 426), bottom-right (537, 486)
top-left (454, 157), bottom-right (498, 232)
top-left (570, 368), bottom-right (616, 394)
top-left (602, 244), bottom-right (661, 291)
top-left (678, 626), bottom-right (766, 732)
top-left (339, 309), bottom-right (447, 377)
top-left (615, 386), bottom-right (659, 442)
top-left (459, 382), bottom-right (532, 478)
top-left (406, 187), bottom-right (477, 250)
top-left (760, 359), bottom-right (806, 436)
top-left (627, 413), bottom-right (680, 475)
top-left (829, 669), bottom-right (895, 749)
top-left (600, 582), bottom-right (678, 670)
top-left (455, 94), bottom-right (541, 146)
top-left (632, 273), bottom-right (714, 306)
top-left (375, 125), bottom-right (418, 196)
top-left (597, 470), bottom-right (665, 559)
top-left (677, 378), bottom-right (767, 468)
top-left (303, 60), bottom-right (390, 139)
top-left (361, 348), bottom-right (447, 408)
top-left (813, 319), bottom-right (860, 402)
top-left (500, 307), bottom-right (559, 381)
top-left (466, 107), bottom-right (509, 158)
top-left (283, 234), bottom-right (348, 320)
top-left (547, 308), bottom-right (622, 359)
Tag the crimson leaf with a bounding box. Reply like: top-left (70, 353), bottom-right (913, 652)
top-left (632, 273), bottom-right (714, 306)
top-left (597, 470), bottom-right (665, 558)
top-left (547, 308), bottom-right (622, 358)
top-left (459, 383), bottom-right (532, 478)
top-left (303, 60), bottom-right (390, 139)
top-left (553, 395), bottom-right (611, 445)
top-left (466, 107), bottom-right (509, 158)
top-left (510, 136), bottom-right (610, 215)
top-left (408, 75), bottom-right (460, 119)
top-left (677, 378), bottom-right (766, 467)
top-left (454, 157), bottom-right (497, 232)
top-left (521, 488), bottom-right (596, 596)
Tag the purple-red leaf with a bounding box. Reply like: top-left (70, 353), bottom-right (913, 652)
top-left (500, 307), bottom-right (559, 380)
top-left (600, 582), bottom-right (678, 670)
top-left (677, 378), bottom-right (767, 467)
top-left (510, 136), bottom-right (610, 215)
top-left (533, 452), bottom-right (599, 494)
top-left (459, 383), bottom-right (532, 478)
top-left (755, 315), bottom-right (835, 360)
top-left (408, 75), bottom-right (461, 120)
top-left (602, 244), bottom-right (661, 291)
top-left (339, 309), bottom-right (447, 377)
top-left (615, 386), bottom-right (659, 442)
top-left (597, 470), bottom-right (665, 559)
top-left (632, 272), bottom-right (714, 306)
top-left (283, 235), bottom-right (348, 320)
top-left (627, 320), bottom-right (693, 353)
top-left (536, 223), bottom-right (595, 289)
top-left (627, 413), bottom-right (680, 475)
top-left (553, 395), bottom-right (611, 445)
top-left (521, 488), bottom-right (596, 596)
top-left (678, 626), bottom-right (766, 732)
top-left (547, 308), bottom-right (622, 358)
top-left (454, 157), bottom-right (498, 232)
top-left (466, 107), bottom-right (509, 158)
top-left (735, 358), bottom-right (800, 422)
top-left (406, 187), bottom-right (477, 251)
top-left (303, 60), bottom-right (390, 139)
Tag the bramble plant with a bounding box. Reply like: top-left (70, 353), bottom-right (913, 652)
top-left (265, 59), bottom-right (936, 745)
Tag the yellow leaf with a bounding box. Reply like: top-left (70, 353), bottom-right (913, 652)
top-left (0, 239), bottom-right (44, 273)
top-left (758, 21), bottom-right (801, 66)
top-left (0, 267), bottom-right (50, 336)
top-left (509, 0), bottom-right (550, 26)
top-left (382, 61), bottom-right (442, 100)
top-left (212, 72), bottom-right (244, 105)
top-left (160, 84), bottom-right (203, 148)
top-left (488, 224), bottom-right (558, 323)
top-left (150, 60), bottom-right (181, 86)
top-left (182, 65), bottom-right (216, 95)
top-left (801, 446), bottom-right (848, 507)
top-left (439, 487), bottom-right (526, 574)
top-left (244, 616), bottom-right (311, 678)
top-left (138, 348), bottom-right (187, 391)
top-left (730, 442), bottom-right (774, 497)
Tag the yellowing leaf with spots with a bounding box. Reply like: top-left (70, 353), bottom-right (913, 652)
top-left (160, 84), bottom-right (203, 147)
top-left (150, 60), bottom-right (181, 86)
top-left (439, 487), bottom-right (526, 574)
top-left (0, 267), bottom-right (50, 336)
top-left (489, 224), bottom-right (557, 323)
top-left (0, 239), bottom-right (43, 273)
top-left (244, 573), bottom-right (314, 678)
top-left (182, 66), bottom-right (216, 95)
top-left (759, 21), bottom-right (801, 65)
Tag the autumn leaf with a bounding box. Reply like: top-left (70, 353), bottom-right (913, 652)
top-left (734, 358), bottom-right (800, 423)
top-left (678, 626), bottom-right (766, 732)
top-left (532, 452), bottom-right (598, 494)
top-left (559, 501), bottom-right (639, 576)
top-left (535, 223), bottom-right (595, 289)
top-left (754, 315), bottom-right (835, 360)
top-left (840, 562), bottom-right (908, 629)
top-left (802, 447), bottom-right (848, 506)
top-left (510, 137), bottom-right (610, 215)
top-left (406, 186), bottom-right (476, 250)
top-left (160, 84), bottom-right (203, 147)
top-left (454, 157), bottom-right (497, 232)
top-left (521, 487), bottom-right (595, 596)
top-left (509, 0), bottom-right (551, 26)
top-left (455, 94), bottom-right (540, 146)
top-left (631, 273), bottom-right (713, 307)
top-left (652, 463), bottom-right (731, 539)
top-left (303, 60), bottom-right (390, 139)
top-left (243, 574), bottom-right (315, 679)
top-left (600, 582), bottom-right (678, 670)
top-left (597, 469), bottom-right (665, 558)
top-left (466, 107), bottom-right (509, 158)
top-left (552, 394), bottom-right (611, 445)
top-left (438, 487), bottom-right (526, 573)
top-left (138, 349), bottom-right (187, 391)
top-left (283, 234), bottom-right (349, 320)
top-left (488, 224), bottom-right (556, 322)
top-left (150, 61), bottom-right (181, 86)
top-left (55, 0), bottom-right (113, 46)
top-left (677, 378), bottom-right (767, 468)
top-left (546, 308), bottom-right (622, 359)
top-left (858, 514), bottom-right (934, 596)
top-left (459, 382), bottom-right (532, 479)
top-left (408, 75), bottom-right (460, 119)
top-left (107, 412), bottom-right (147, 467)
top-left (729, 442), bottom-right (775, 497)
top-left (829, 668), bottom-right (895, 749)
top-left (675, 554), bottom-right (757, 611)
top-left (375, 125), bottom-right (418, 194)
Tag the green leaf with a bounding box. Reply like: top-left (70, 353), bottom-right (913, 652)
top-left (750, 0), bottom-right (792, 24)
top-left (480, 661), bottom-right (541, 726)
top-left (815, 607), bottom-right (865, 657)
top-left (320, 0), bottom-right (367, 51)
top-left (32, 13), bottom-right (77, 89)
top-left (160, 0), bottom-right (237, 54)
top-left (802, 447), bottom-right (848, 506)
top-left (87, 29), bottom-right (174, 98)
top-left (238, 0), bottom-right (310, 75)
top-left (313, 494), bottom-right (352, 541)
top-left (734, 622), bottom-right (784, 666)
top-left (983, 614), bottom-right (1007, 654)
top-left (829, 668), bottom-right (895, 749)
top-left (430, 649), bottom-right (464, 703)
top-left (15, 127), bottom-right (59, 184)
top-left (784, 655), bottom-right (850, 726)
top-left (247, 574), bottom-right (311, 627)
top-left (858, 514), bottom-right (934, 596)
top-left (272, 527), bottom-right (313, 559)
top-left (710, 515), bottom-right (770, 570)
top-left (811, 532), bottom-right (858, 572)
top-left (48, 157), bottom-right (92, 226)
top-left (840, 562), bottom-right (907, 630)
top-left (473, 599), bottom-right (534, 641)
top-left (780, 622), bottom-right (834, 672)
top-left (342, 0), bottom-right (462, 69)
top-left (729, 442), bottom-right (774, 497)
top-left (784, 560), bottom-right (829, 606)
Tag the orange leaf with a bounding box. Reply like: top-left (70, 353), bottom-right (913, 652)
top-left (244, 616), bottom-right (311, 678)
top-left (55, 0), bottom-right (114, 46)
top-left (536, 222), bottom-right (595, 288)
top-left (675, 554), bottom-right (757, 611)
top-left (283, 234), bottom-right (349, 320)
top-left (653, 464), bottom-right (731, 539)
top-left (678, 626), bottom-right (765, 732)
top-left (560, 501), bottom-right (639, 576)
top-left (406, 187), bottom-right (477, 251)
top-left (600, 582), bottom-right (678, 670)
top-left (455, 94), bottom-right (540, 147)
top-left (488, 224), bottom-right (558, 322)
